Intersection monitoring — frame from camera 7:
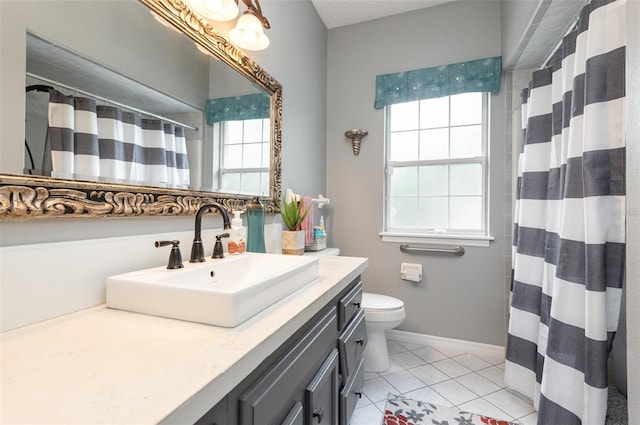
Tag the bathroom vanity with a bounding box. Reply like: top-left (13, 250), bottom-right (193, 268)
top-left (0, 255), bottom-right (368, 425)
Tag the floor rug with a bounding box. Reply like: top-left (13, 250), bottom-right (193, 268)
top-left (382, 394), bottom-right (520, 425)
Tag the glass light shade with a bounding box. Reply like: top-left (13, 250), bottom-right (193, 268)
top-left (229, 13), bottom-right (270, 51)
top-left (189, 0), bottom-right (239, 21)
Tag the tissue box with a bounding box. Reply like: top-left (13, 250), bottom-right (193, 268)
top-left (305, 236), bottom-right (327, 252)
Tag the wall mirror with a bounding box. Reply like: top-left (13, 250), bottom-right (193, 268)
top-left (0, 0), bottom-right (282, 218)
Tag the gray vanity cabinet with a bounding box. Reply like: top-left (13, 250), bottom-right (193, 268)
top-left (280, 402), bottom-right (303, 425)
top-left (196, 277), bottom-right (365, 425)
top-left (238, 308), bottom-right (338, 425)
top-left (336, 283), bottom-right (366, 425)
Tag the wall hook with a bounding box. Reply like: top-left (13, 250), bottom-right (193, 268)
top-left (344, 129), bottom-right (368, 156)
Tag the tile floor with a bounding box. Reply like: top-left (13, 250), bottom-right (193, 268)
top-left (350, 339), bottom-right (538, 425)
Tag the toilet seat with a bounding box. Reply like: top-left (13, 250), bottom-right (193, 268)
top-left (362, 293), bottom-right (405, 322)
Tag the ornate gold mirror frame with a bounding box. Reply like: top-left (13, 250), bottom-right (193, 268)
top-left (0, 0), bottom-right (282, 219)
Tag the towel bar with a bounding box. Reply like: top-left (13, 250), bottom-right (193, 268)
top-left (399, 244), bottom-right (465, 256)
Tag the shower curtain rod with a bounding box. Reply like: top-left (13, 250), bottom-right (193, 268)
top-left (26, 72), bottom-right (198, 131)
top-left (540, 19), bottom-right (580, 69)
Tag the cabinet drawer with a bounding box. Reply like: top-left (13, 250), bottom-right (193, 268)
top-left (338, 280), bottom-right (363, 330)
top-left (337, 310), bottom-right (366, 378)
top-left (305, 349), bottom-right (339, 425)
top-left (339, 358), bottom-right (364, 425)
top-left (239, 308), bottom-right (338, 425)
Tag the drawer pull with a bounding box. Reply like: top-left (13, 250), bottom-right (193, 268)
top-left (355, 391), bottom-right (363, 399)
top-left (312, 408), bottom-right (324, 423)
top-left (353, 302), bottom-right (361, 308)
top-left (356, 338), bottom-right (364, 346)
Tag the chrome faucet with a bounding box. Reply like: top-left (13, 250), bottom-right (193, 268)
top-left (190, 203), bottom-right (232, 262)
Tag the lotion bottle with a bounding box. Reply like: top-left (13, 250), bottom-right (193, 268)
top-left (228, 211), bottom-right (246, 254)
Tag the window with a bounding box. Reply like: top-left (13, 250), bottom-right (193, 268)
top-left (382, 92), bottom-right (491, 244)
top-left (218, 118), bottom-right (270, 195)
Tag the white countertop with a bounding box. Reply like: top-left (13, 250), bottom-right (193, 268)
top-left (0, 255), bottom-right (368, 425)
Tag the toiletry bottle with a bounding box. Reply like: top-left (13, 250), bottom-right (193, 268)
top-left (228, 211), bottom-right (246, 254)
top-left (319, 216), bottom-right (326, 237)
top-left (246, 196), bottom-right (266, 253)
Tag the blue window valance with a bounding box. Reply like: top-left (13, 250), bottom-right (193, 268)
top-left (374, 56), bottom-right (502, 109)
top-left (206, 92), bottom-right (270, 125)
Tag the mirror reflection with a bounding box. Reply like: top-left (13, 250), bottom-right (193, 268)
top-left (17, 0), bottom-right (273, 197)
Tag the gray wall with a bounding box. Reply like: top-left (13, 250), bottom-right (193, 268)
top-left (326, 0), bottom-right (507, 346)
top-left (0, 0), bottom-right (327, 245)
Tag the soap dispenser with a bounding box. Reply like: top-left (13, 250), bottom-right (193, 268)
top-left (246, 196), bottom-right (266, 253)
top-left (228, 211), bottom-right (246, 254)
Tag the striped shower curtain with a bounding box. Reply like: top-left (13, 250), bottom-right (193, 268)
top-left (47, 91), bottom-right (190, 188)
top-left (505, 0), bottom-right (626, 423)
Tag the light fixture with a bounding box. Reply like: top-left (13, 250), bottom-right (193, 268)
top-left (188, 0), bottom-right (271, 51)
top-left (229, 0), bottom-right (270, 51)
top-left (345, 129), bottom-right (368, 156)
top-left (189, 0), bottom-right (239, 21)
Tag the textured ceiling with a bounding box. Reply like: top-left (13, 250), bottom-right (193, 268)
top-left (310, 0), bottom-right (456, 29)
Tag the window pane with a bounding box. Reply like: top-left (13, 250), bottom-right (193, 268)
top-left (389, 131), bottom-right (419, 161)
top-left (243, 143), bottom-right (262, 168)
top-left (450, 92), bottom-right (482, 126)
top-left (241, 172), bottom-right (261, 194)
top-left (390, 166), bottom-right (417, 197)
top-left (262, 119), bottom-right (270, 140)
top-left (450, 125), bottom-right (482, 158)
top-left (221, 173), bottom-right (240, 192)
top-left (262, 142), bottom-right (270, 167)
top-left (419, 128), bottom-right (449, 160)
top-left (244, 119), bottom-right (263, 142)
top-left (418, 197), bottom-right (448, 228)
top-left (260, 172), bottom-right (269, 195)
top-left (450, 196), bottom-right (482, 229)
top-left (450, 163), bottom-right (482, 195)
top-left (390, 101), bottom-right (419, 131)
top-left (389, 197), bottom-right (418, 227)
top-left (224, 121), bottom-right (243, 144)
top-left (420, 97), bottom-right (449, 128)
top-left (223, 145), bottom-right (242, 168)
top-left (418, 165), bottom-right (448, 196)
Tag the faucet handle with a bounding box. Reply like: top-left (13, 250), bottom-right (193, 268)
top-left (213, 233), bottom-right (230, 259)
top-left (155, 240), bottom-right (184, 269)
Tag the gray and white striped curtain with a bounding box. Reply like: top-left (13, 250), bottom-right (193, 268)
top-left (48, 91), bottom-right (190, 188)
top-left (505, 0), bottom-right (626, 423)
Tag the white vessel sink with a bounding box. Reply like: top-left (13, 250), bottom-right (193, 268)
top-left (106, 253), bottom-right (319, 327)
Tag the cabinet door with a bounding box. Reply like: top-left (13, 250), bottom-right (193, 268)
top-left (305, 349), bottom-right (339, 425)
top-left (280, 402), bottom-right (304, 425)
top-left (337, 310), bottom-right (367, 378)
top-left (238, 308), bottom-right (338, 425)
top-left (339, 359), bottom-right (364, 425)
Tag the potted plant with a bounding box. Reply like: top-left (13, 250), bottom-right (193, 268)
top-left (279, 194), bottom-right (310, 255)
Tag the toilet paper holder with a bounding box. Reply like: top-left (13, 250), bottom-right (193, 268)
top-left (400, 262), bottom-right (422, 282)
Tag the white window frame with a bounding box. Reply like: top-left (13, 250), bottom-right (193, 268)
top-left (379, 93), bottom-right (494, 247)
top-left (217, 118), bottom-right (270, 195)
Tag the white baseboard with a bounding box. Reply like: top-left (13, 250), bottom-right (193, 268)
top-left (386, 329), bottom-right (505, 358)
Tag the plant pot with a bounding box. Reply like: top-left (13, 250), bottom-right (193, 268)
top-left (282, 230), bottom-right (305, 255)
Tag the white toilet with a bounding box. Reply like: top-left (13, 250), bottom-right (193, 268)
top-left (361, 292), bottom-right (406, 372)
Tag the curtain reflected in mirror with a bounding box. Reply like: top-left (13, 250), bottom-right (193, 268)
top-left (22, 28), bottom-right (273, 197)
